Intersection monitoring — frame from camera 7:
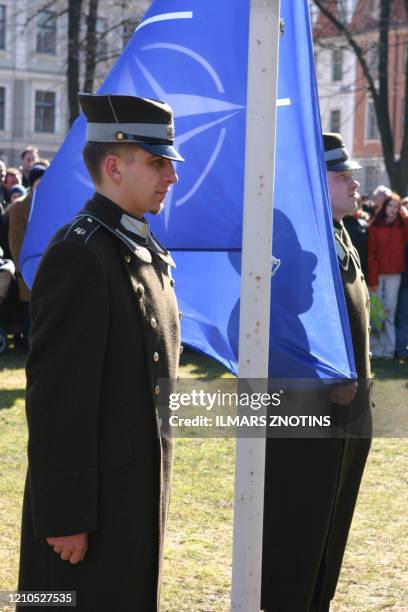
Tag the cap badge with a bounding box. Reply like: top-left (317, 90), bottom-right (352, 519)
top-left (115, 131), bottom-right (125, 141)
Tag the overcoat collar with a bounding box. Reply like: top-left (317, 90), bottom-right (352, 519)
top-left (78, 192), bottom-right (176, 267)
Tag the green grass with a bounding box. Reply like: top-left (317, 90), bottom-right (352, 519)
top-left (0, 349), bottom-right (407, 611)
top-left (0, 348), bottom-right (27, 596)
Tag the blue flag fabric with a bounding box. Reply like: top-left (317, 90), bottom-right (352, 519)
top-left (21, 0), bottom-right (355, 379)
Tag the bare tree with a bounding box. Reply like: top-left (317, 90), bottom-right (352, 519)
top-left (83, 0), bottom-right (99, 94)
top-left (84, 0), bottom-right (147, 91)
top-left (20, 0), bottom-right (148, 126)
top-left (75, 0), bottom-right (148, 105)
top-left (68, 0), bottom-right (83, 125)
top-left (312, 0), bottom-right (408, 195)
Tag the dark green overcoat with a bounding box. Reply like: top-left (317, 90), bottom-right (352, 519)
top-left (261, 221), bottom-right (372, 612)
top-left (18, 193), bottom-right (180, 611)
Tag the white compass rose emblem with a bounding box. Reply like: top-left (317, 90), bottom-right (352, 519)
top-left (134, 43), bottom-right (244, 227)
top-left (135, 11), bottom-right (291, 228)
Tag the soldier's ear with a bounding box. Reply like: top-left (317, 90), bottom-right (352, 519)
top-left (103, 154), bottom-right (122, 184)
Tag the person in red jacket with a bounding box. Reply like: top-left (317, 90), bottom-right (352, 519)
top-left (368, 193), bottom-right (408, 358)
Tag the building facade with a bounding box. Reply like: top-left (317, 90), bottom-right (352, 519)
top-left (313, 0), bottom-right (408, 195)
top-left (352, 1), bottom-right (408, 195)
top-left (0, 0), bottom-right (149, 166)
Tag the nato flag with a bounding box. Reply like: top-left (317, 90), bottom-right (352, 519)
top-left (20, 0), bottom-right (355, 379)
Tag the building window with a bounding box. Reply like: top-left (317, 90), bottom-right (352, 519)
top-left (330, 109), bottom-right (341, 133)
top-left (367, 43), bottom-right (379, 80)
top-left (0, 5), bottom-right (6, 50)
top-left (372, 0), bottom-right (380, 20)
top-left (366, 100), bottom-right (379, 140)
top-left (0, 87), bottom-right (5, 130)
top-left (365, 166), bottom-right (378, 195)
top-left (36, 10), bottom-right (57, 54)
top-left (309, 3), bottom-right (320, 27)
top-left (96, 17), bottom-right (108, 59)
top-left (35, 91), bottom-right (55, 133)
top-left (335, 0), bottom-right (347, 22)
top-left (332, 49), bottom-right (343, 81)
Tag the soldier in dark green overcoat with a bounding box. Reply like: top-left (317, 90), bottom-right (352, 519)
top-left (262, 133), bottom-right (372, 612)
top-left (18, 94), bottom-right (184, 611)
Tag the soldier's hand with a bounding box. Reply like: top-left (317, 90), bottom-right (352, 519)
top-left (329, 381), bottom-right (358, 406)
top-left (46, 533), bottom-right (88, 564)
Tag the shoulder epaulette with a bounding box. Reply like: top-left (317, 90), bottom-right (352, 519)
top-left (63, 216), bottom-right (101, 244)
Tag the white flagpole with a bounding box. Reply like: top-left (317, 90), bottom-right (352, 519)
top-left (231, 1), bottom-right (281, 610)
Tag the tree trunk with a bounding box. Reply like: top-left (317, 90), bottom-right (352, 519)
top-left (387, 158), bottom-right (408, 197)
top-left (67, 0), bottom-right (83, 126)
top-left (83, 0), bottom-right (99, 93)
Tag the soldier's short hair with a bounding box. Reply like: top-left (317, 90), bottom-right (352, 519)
top-left (82, 141), bottom-right (140, 184)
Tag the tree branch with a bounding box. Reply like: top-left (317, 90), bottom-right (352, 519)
top-left (83, 0), bottom-right (99, 93)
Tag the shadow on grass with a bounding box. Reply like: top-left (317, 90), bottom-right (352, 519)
top-left (180, 348), bottom-right (231, 379)
top-left (0, 388), bottom-right (26, 411)
top-left (372, 358), bottom-right (408, 380)
top-left (0, 349), bottom-right (26, 371)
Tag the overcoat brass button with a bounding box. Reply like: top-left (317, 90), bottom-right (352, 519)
top-left (154, 384), bottom-right (160, 395)
top-left (179, 345), bottom-right (184, 354)
top-left (125, 254), bottom-right (131, 263)
top-left (153, 352), bottom-right (159, 362)
top-left (150, 317), bottom-right (157, 328)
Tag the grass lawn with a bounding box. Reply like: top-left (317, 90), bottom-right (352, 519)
top-left (0, 347), bottom-right (407, 611)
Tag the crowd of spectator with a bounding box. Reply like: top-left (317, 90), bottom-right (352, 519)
top-left (344, 184), bottom-right (408, 360)
top-left (0, 146), bottom-right (49, 350)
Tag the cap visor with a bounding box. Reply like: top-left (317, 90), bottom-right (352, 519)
top-left (328, 159), bottom-right (362, 172)
top-left (138, 142), bottom-right (185, 162)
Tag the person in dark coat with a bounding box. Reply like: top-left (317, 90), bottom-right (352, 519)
top-left (262, 133), bottom-right (371, 612)
top-left (343, 201), bottom-right (369, 279)
top-left (18, 93), bottom-right (184, 611)
top-left (8, 166), bottom-right (47, 350)
top-left (0, 159), bottom-right (8, 256)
